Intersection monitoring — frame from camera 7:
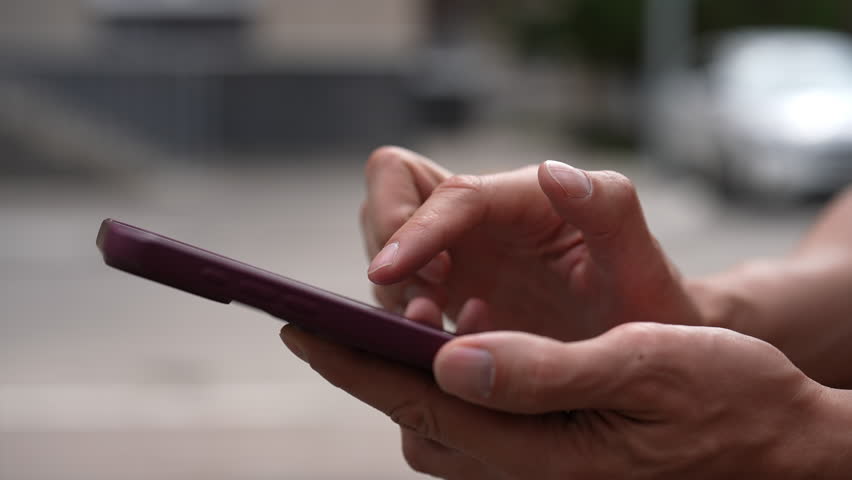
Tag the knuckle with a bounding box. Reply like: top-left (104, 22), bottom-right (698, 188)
top-left (363, 200), bottom-right (416, 241)
top-left (608, 323), bottom-right (684, 403)
top-left (609, 321), bottom-right (663, 342)
top-left (436, 174), bottom-right (484, 197)
top-left (608, 323), bottom-right (666, 367)
top-left (582, 170), bottom-right (643, 239)
top-left (382, 205), bottom-right (416, 234)
top-left (388, 399), bottom-right (441, 441)
top-left (366, 145), bottom-right (406, 175)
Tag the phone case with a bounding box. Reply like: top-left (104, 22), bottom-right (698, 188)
top-left (96, 219), bottom-right (453, 370)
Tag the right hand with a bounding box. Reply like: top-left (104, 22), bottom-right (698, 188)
top-left (360, 146), bottom-right (702, 340)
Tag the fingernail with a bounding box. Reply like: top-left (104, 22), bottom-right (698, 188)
top-left (545, 160), bottom-right (591, 198)
top-left (280, 329), bottom-right (307, 362)
top-left (368, 242), bottom-right (399, 274)
top-left (417, 257), bottom-right (445, 284)
top-left (439, 346), bottom-right (494, 398)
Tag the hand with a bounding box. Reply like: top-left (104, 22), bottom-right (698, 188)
top-left (361, 147), bottom-right (700, 340)
top-left (280, 322), bottom-right (849, 479)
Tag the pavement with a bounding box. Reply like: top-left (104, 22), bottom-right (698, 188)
top-left (0, 126), bottom-right (824, 479)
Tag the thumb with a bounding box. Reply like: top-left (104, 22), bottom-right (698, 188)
top-left (434, 324), bottom-right (690, 415)
top-left (537, 160), bottom-right (661, 274)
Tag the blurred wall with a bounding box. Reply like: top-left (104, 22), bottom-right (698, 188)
top-left (254, 0), bottom-right (424, 61)
top-left (0, 0), bottom-right (438, 158)
top-left (0, 0), bottom-right (426, 61)
top-left (0, 0), bottom-right (93, 55)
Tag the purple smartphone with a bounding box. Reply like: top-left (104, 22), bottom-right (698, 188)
top-left (96, 219), bottom-right (453, 370)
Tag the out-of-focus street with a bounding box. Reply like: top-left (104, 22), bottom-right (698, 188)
top-left (0, 127), bottom-right (822, 480)
top-left (2, 1), bottom-right (848, 477)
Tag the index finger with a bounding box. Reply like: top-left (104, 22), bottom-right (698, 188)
top-left (364, 146), bottom-right (450, 253)
top-left (367, 165), bottom-right (547, 285)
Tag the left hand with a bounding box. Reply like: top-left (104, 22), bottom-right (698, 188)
top-left (279, 322), bottom-right (838, 479)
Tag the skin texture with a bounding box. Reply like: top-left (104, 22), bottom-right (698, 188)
top-left (360, 147), bottom-right (700, 340)
top-left (281, 147), bottom-right (852, 478)
top-left (280, 323), bottom-right (852, 478)
top-left (690, 187), bottom-right (852, 387)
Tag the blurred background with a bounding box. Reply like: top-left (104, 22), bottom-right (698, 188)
top-left (1, 1), bottom-right (850, 478)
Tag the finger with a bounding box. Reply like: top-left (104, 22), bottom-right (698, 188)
top-left (455, 298), bottom-right (492, 335)
top-left (368, 166), bottom-right (547, 284)
top-left (372, 282), bottom-right (407, 313)
top-left (404, 297), bottom-right (444, 331)
top-left (416, 251), bottom-right (452, 285)
top-left (373, 280), bottom-right (448, 315)
top-left (364, 146), bottom-right (450, 252)
top-left (537, 161), bottom-right (663, 275)
top-left (434, 323), bottom-right (697, 415)
top-left (401, 429), bottom-right (508, 480)
top-left (280, 325), bottom-right (552, 473)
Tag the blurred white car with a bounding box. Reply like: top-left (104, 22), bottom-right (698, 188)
top-left (650, 29), bottom-right (852, 198)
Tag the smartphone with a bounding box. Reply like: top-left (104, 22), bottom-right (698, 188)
top-left (96, 219), bottom-right (453, 370)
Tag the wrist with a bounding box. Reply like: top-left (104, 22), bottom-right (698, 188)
top-left (686, 272), bottom-right (852, 476)
top-left (687, 255), bottom-right (852, 387)
top-left (684, 256), bottom-right (799, 343)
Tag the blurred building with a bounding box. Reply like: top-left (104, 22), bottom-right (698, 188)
top-left (0, 0), bottom-right (487, 170)
top-left (0, 0), bottom-right (425, 58)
